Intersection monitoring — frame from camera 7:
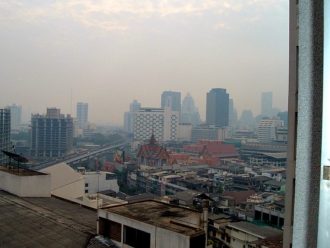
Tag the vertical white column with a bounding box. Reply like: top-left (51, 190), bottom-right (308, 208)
top-left (318, 2), bottom-right (330, 246)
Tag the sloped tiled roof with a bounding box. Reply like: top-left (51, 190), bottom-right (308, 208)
top-left (222, 190), bottom-right (256, 204)
top-left (183, 140), bottom-right (239, 158)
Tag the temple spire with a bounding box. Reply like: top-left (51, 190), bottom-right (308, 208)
top-left (149, 132), bottom-right (157, 145)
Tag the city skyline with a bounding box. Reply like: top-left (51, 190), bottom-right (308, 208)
top-left (0, 1), bottom-right (289, 125)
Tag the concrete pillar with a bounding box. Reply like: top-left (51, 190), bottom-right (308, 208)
top-left (284, 1), bottom-right (324, 248)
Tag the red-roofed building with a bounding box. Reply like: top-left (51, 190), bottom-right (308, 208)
top-left (221, 190), bottom-right (257, 206)
top-left (183, 140), bottom-right (239, 162)
top-left (168, 153), bottom-right (190, 165)
top-left (137, 134), bottom-right (170, 167)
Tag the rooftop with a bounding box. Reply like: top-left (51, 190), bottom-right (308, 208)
top-left (260, 152), bottom-right (287, 159)
top-left (0, 190), bottom-right (97, 247)
top-left (250, 234), bottom-right (283, 248)
top-left (102, 200), bottom-right (205, 236)
top-left (227, 221), bottom-right (282, 239)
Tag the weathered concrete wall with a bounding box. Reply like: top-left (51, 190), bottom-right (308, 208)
top-left (0, 170), bottom-right (51, 197)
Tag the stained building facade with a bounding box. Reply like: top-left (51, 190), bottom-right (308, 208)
top-left (31, 108), bottom-right (73, 159)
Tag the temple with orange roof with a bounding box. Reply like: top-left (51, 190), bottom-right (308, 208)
top-left (136, 134), bottom-right (170, 167)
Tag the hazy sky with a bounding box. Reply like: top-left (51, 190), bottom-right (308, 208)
top-left (0, 0), bottom-right (289, 125)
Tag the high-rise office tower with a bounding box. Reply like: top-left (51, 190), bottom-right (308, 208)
top-left (161, 91), bottom-right (181, 112)
top-left (130, 100), bottom-right (141, 112)
top-left (206, 88), bottom-right (229, 127)
top-left (31, 108), bottom-right (73, 159)
top-left (181, 93), bottom-right (201, 126)
top-left (261, 92), bottom-right (273, 117)
top-left (133, 107), bottom-right (179, 142)
top-left (7, 104), bottom-right (21, 131)
top-left (124, 100), bottom-right (141, 133)
top-left (76, 102), bottom-right (88, 129)
top-left (0, 109), bottom-right (11, 164)
top-left (228, 98), bottom-right (238, 127)
top-left (239, 110), bottom-right (255, 130)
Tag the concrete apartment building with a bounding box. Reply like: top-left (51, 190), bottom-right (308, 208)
top-left (224, 222), bottom-right (282, 248)
top-left (133, 107), bottom-right (179, 142)
top-left (0, 108), bottom-right (11, 165)
top-left (97, 200), bottom-right (207, 248)
top-left (31, 108), bottom-right (73, 159)
top-left (257, 118), bottom-right (284, 143)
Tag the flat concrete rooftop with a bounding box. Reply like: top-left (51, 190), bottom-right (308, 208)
top-left (0, 190), bottom-right (97, 248)
top-left (102, 200), bottom-right (205, 236)
top-left (227, 221), bottom-right (282, 239)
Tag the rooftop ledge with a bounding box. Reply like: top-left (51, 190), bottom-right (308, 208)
top-left (0, 165), bottom-right (47, 176)
top-left (0, 165), bottom-right (51, 197)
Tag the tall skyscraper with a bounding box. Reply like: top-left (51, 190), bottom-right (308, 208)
top-left (0, 108), bottom-right (11, 164)
top-left (261, 92), bottom-right (273, 117)
top-left (206, 88), bottom-right (229, 127)
top-left (76, 102), bottom-right (88, 129)
top-left (239, 110), bottom-right (255, 130)
top-left (31, 108), bottom-right (73, 159)
top-left (161, 91), bottom-right (181, 112)
top-left (130, 100), bottom-right (141, 112)
top-left (124, 100), bottom-right (141, 133)
top-left (133, 107), bottom-right (179, 142)
top-left (181, 93), bottom-right (201, 126)
top-left (228, 98), bottom-right (238, 127)
top-left (7, 104), bottom-right (21, 131)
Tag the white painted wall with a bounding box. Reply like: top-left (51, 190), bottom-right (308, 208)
top-left (84, 171), bottom-right (119, 194)
top-left (0, 170), bottom-right (51, 197)
top-left (227, 228), bottom-right (259, 248)
top-left (40, 162), bottom-right (84, 200)
top-left (164, 107), bottom-right (179, 141)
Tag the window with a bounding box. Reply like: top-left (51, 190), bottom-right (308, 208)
top-left (190, 234), bottom-right (205, 248)
top-left (99, 219), bottom-right (122, 242)
top-left (106, 173), bottom-right (117, 180)
top-left (85, 183), bottom-right (88, 187)
top-left (124, 226), bottom-right (150, 248)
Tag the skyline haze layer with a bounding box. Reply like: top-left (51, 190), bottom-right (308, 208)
top-left (0, 1), bottom-right (289, 124)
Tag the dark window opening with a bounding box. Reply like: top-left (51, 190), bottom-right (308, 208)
top-left (106, 173), bottom-right (117, 180)
top-left (124, 226), bottom-right (150, 248)
top-left (190, 233), bottom-right (205, 248)
top-left (98, 218), bottom-right (122, 242)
